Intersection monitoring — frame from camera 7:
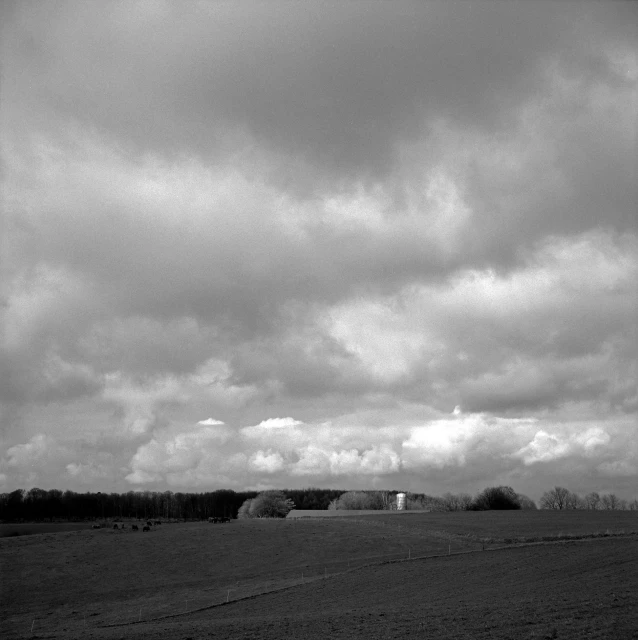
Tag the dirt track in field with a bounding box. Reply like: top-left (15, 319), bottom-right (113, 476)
top-left (1, 512), bottom-right (637, 639)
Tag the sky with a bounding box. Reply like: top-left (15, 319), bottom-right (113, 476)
top-left (1, 1), bottom-right (636, 502)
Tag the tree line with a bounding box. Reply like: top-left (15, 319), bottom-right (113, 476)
top-left (2, 485), bottom-right (636, 521)
top-left (240, 486), bottom-right (638, 519)
top-left (238, 487), bottom-right (537, 518)
top-left (0, 487), bottom-right (350, 522)
top-left (0, 488), bottom-right (258, 522)
top-left (539, 486), bottom-right (638, 511)
top-left (327, 487), bottom-right (537, 512)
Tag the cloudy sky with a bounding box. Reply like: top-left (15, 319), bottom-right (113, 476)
top-left (1, 1), bottom-right (636, 501)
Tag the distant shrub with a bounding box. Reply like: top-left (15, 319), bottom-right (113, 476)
top-left (441, 492), bottom-right (474, 511)
top-left (237, 491), bottom-right (295, 519)
top-left (328, 491), bottom-right (387, 510)
top-left (516, 494), bottom-right (537, 510)
top-left (406, 494), bottom-right (445, 511)
top-left (471, 486), bottom-right (521, 510)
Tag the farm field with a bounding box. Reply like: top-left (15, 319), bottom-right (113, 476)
top-left (335, 509), bottom-right (638, 543)
top-left (0, 523), bottom-right (97, 537)
top-left (166, 538), bottom-right (638, 640)
top-left (1, 512), bottom-right (636, 639)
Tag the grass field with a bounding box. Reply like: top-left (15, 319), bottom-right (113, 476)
top-left (334, 510), bottom-right (638, 543)
top-left (1, 511), bottom-right (636, 639)
top-left (0, 523), bottom-right (96, 537)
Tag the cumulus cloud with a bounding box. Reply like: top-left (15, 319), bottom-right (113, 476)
top-left (252, 418), bottom-right (302, 430)
top-left (65, 454), bottom-right (116, 483)
top-left (107, 409), bottom-right (634, 499)
top-left (126, 423), bottom-right (234, 486)
top-left (0, 434), bottom-right (77, 489)
top-left (249, 450), bottom-right (286, 474)
top-left (1, 1), bottom-right (635, 499)
top-left (512, 428), bottom-right (609, 466)
top-left (5, 435), bottom-right (53, 468)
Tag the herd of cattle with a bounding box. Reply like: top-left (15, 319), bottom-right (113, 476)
top-left (91, 520), bottom-right (163, 532)
top-left (90, 518), bottom-right (232, 531)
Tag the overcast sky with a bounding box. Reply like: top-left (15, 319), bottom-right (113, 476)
top-left (1, 1), bottom-right (636, 501)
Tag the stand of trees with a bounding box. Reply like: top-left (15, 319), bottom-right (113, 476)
top-left (0, 487), bottom-right (347, 522)
top-left (540, 487), bottom-right (638, 511)
top-left (0, 488), bottom-right (259, 522)
top-left (283, 488), bottom-right (344, 510)
top-left (237, 491), bottom-right (296, 519)
top-left (328, 487), bottom-right (537, 511)
top-left (328, 491), bottom-right (391, 510)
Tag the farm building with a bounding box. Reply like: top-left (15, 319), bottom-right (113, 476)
top-left (286, 509), bottom-right (416, 518)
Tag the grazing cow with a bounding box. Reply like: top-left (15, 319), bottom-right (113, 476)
top-left (154, 520), bottom-right (161, 525)
top-left (143, 525), bottom-right (150, 532)
top-left (113, 524), bottom-right (118, 529)
top-left (132, 524), bottom-right (138, 531)
top-left (146, 521), bottom-right (153, 527)
top-left (92, 524), bottom-right (100, 529)
top-left (222, 517), bottom-right (231, 523)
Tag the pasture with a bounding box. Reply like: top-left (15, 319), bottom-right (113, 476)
top-left (1, 511), bottom-right (636, 639)
top-left (0, 523), bottom-right (96, 537)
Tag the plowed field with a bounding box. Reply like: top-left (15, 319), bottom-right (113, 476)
top-left (1, 512), bottom-right (636, 639)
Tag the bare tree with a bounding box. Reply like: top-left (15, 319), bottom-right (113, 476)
top-left (600, 493), bottom-right (621, 510)
top-left (457, 493), bottom-right (474, 511)
top-left (565, 491), bottom-right (581, 509)
top-left (441, 492), bottom-right (473, 511)
top-left (540, 486), bottom-right (571, 510)
top-left (379, 491), bottom-right (393, 510)
top-left (584, 492), bottom-right (600, 510)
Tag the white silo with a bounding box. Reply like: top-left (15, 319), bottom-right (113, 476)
top-left (396, 492), bottom-right (407, 511)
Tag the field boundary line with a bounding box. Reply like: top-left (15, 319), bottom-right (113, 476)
top-left (97, 531), bottom-right (638, 629)
top-left (330, 516), bottom-right (638, 547)
top-left (97, 575), bottom-right (328, 628)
